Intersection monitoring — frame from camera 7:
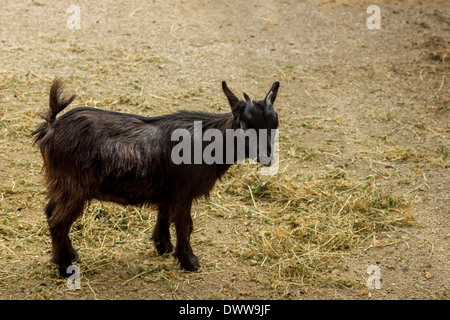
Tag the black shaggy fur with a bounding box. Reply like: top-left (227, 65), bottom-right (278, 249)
top-left (32, 79), bottom-right (279, 277)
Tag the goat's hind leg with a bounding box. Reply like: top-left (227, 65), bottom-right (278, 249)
top-left (152, 204), bottom-right (174, 255)
top-left (45, 201), bottom-right (78, 262)
top-left (46, 199), bottom-right (84, 278)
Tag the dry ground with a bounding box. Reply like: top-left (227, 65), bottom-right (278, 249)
top-left (0, 0), bottom-right (448, 300)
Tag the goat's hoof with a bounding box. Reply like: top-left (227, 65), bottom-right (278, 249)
top-left (179, 255), bottom-right (200, 272)
top-left (58, 267), bottom-right (70, 278)
top-left (155, 241), bottom-right (174, 255)
top-left (54, 262), bottom-right (73, 278)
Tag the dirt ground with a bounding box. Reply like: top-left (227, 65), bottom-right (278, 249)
top-left (0, 0), bottom-right (448, 300)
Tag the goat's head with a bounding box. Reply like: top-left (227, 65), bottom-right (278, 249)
top-left (222, 81), bottom-right (279, 165)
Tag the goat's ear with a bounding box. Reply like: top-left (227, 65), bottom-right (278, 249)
top-left (222, 81), bottom-right (240, 107)
top-left (265, 81), bottom-right (280, 105)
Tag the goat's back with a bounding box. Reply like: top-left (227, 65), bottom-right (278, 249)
top-left (36, 107), bottom-right (232, 205)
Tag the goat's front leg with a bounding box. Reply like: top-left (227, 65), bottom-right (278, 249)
top-left (152, 204), bottom-right (174, 255)
top-left (173, 202), bottom-right (200, 271)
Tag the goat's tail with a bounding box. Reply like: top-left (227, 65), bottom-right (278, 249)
top-left (47, 78), bottom-right (76, 125)
top-left (32, 78), bottom-right (76, 144)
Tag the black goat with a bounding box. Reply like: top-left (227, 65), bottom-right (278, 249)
top-left (32, 79), bottom-right (279, 277)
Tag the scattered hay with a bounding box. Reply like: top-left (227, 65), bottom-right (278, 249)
top-left (213, 165), bottom-right (413, 286)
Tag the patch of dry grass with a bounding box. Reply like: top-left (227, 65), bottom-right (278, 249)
top-left (211, 164), bottom-right (413, 287)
